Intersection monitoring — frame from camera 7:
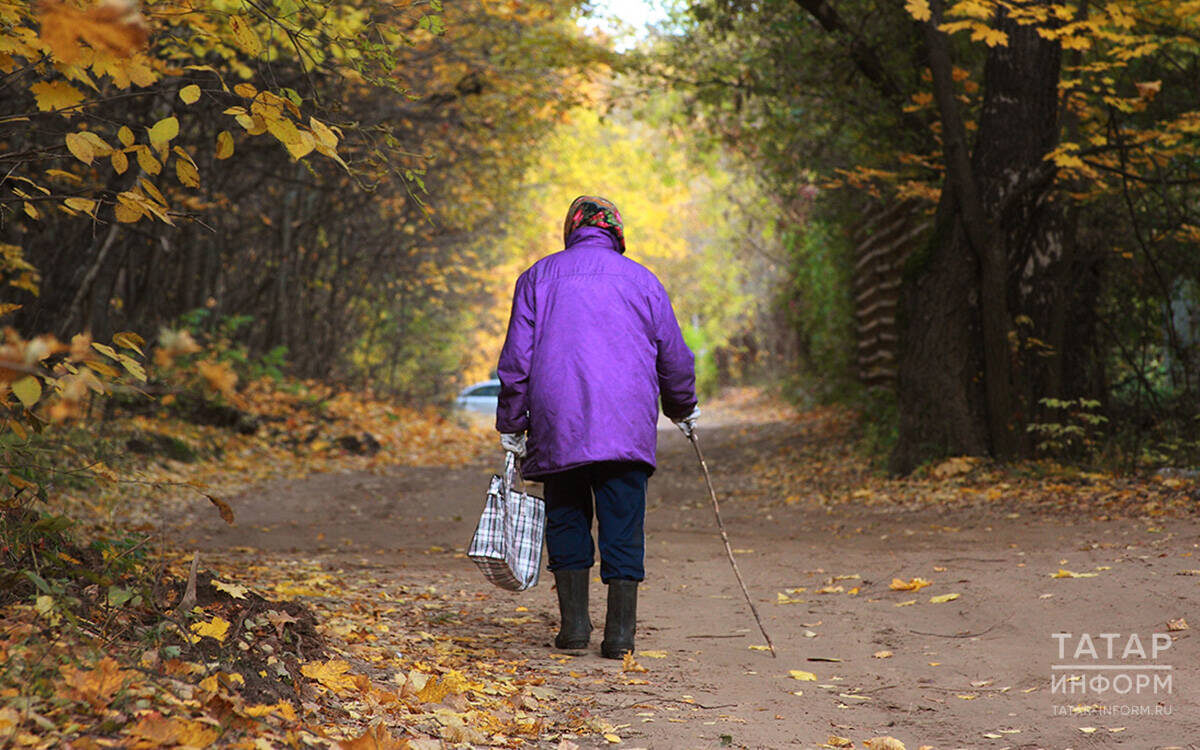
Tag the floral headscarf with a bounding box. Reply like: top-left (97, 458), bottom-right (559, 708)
top-left (563, 195), bottom-right (625, 254)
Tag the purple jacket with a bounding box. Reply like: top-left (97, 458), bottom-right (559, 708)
top-left (496, 226), bottom-right (697, 479)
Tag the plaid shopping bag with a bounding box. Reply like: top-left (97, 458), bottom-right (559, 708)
top-left (467, 451), bottom-right (545, 591)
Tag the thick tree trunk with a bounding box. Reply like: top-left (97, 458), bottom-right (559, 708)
top-left (891, 190), bottom-right (990, 472)
top-left (892, 2), bottom-right (1064, 472)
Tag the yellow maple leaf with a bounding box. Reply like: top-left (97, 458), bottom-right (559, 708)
top-left (301, 658), bottom-right (356, 693)
top-left (415, 670), bottom-right (469, 702)
top-left (190, 615), bottom-right (230, 642)
top-left (905, 0), bottom-right (932, 22)
top-left (30, 81), bottom-right (86, 114)
top-left (977, 26), bottom-right (1009, 47)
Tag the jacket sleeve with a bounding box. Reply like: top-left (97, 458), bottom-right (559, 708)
top-left (653, 281), bottom-right (698, 420)
top-left (496, 272), bottom-right (535, 433)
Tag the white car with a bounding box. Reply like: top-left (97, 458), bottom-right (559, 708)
top-left (455, 378), bottom-right (501, 414)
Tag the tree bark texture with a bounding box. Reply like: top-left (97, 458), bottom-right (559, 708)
top-left (892, 2), bottom-right (1068, 472)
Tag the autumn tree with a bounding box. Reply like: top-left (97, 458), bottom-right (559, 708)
top-left (1, 0), bottom-right (609, 401)
top-left (659, 0), bottom-right (1200, 469)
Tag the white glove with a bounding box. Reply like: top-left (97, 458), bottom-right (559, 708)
top-left (673, 406), bottom-right (700, 438)
top-left (499, 432), bottom-right (527, 457)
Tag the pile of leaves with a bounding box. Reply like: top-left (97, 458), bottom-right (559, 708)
top-left (736, 403), bottom-right (1199, 520)
top-left (0, 350), bottom-right (525, 747)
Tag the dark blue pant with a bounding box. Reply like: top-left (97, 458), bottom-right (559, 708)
top-left (542, 462), bottom-right (649, 582)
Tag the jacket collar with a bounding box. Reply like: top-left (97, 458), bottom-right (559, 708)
top-left (565, 225), bottom-right (621, 253)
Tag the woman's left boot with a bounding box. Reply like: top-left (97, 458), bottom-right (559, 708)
top-left (553, 569), bottom-right (592, 650)
top-left (600, 579), bottom-right (638, 659)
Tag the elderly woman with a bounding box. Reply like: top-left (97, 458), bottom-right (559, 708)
top-left (495, 196), bottom-right (699, 658)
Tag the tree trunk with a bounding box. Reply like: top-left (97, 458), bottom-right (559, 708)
top-left (892, 2), bottom-right (1064, 472)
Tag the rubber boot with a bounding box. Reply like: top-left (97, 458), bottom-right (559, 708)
top-left (553, 569), bottom-right (592, 650)
top-left (600, 579), bottom-right (638, 659)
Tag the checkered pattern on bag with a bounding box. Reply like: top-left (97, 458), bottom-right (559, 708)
top-left (468, 471), bottom-right (545, 591)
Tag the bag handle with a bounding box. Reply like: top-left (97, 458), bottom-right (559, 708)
top-left (502, 451), bottom-right (526, 496)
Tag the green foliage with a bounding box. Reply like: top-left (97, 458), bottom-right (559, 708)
top-left (780, 219), bottom-right (856, 399)
top-left (855, 387), bottom-right (900, 464)
top-left (175, 309), bottom-right (289, 382)
top-left (1027, 398), bottom-right (1108, 460)
top-left (682, 324), bottom-right (718, 398)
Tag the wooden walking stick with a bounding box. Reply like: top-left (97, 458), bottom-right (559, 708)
top-left (688, 430), bottom-right (777, 657)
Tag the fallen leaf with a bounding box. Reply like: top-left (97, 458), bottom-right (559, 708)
top-left (932, 456), bottom-right (976, 478)
top-left (788, 670), bottom-right (817, 681)
top-left (929, 593), bottom-right (960, 603)
top-left (302, 659), bottom-right (356, 693)
top-left (827, 736), bottom-right (853, 748)
top-left (873, 650), bottom-right (893, 659)
top-left (338, 722), bottom-right (409, 750)
top-left (1167, 618), bottom-right (1188, 631)
top-left (61, 657), bottom-right (132, 709)
top-left (266, 609), bottom-right (298, 638)
top-left (1052, 568), bottom-right (1097, 578)
top-left (211, 579), bottom-right (249, 599)
top-left (895, 600), bottom-right (916, 607)
top-left (125, 713), bottom-right (219, 747)
top-left (864, 737), bottom-right (906, 750)
top-left (638, 650), bottom-right (668, 658)
top-left (622, 652), bottom-right (648, 673)
top-left (889, 577), bottom-right (932, 591)
top-left (189, 615), bottom-right (230, 642)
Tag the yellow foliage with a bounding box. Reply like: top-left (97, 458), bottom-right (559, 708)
top-left (302, 659), bottom-right (357, 693)
top-left (905, 0), bottom-right (932, 23)
top-left (37, 0), bottom-right (149, 63)
top-left (189, 615), bottom-right (231, 642)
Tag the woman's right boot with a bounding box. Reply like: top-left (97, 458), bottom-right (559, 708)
top-left (600, 579), bottom-right (638, 659)
top-left (553, 569), bottom-right (592, 650)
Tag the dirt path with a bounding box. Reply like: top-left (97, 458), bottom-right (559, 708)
top-left (176, 403), bottom-right (1200, 749)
